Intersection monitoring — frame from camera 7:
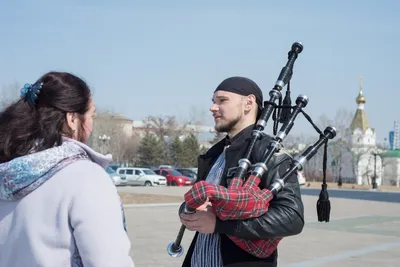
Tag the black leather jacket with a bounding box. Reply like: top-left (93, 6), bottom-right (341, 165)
top-left (182, 124), bottom-right (304, 267)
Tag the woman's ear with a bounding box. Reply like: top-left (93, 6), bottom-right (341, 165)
top-left (66, 112), bottom-right (77, 133)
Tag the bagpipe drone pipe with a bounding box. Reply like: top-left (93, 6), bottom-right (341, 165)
top-left (167, 42), bottom-right (337, 258)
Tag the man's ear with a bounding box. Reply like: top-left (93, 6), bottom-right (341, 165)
top-left (245, 95), bottom-right (256, 111)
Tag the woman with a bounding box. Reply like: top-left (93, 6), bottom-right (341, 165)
top-left (0, 72), bottom-right (135, 267)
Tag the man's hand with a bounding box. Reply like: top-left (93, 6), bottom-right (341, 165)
top-left (180, 199), bottom-right (216, 234)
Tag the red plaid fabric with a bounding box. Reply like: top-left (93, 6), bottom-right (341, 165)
top-left (230, 236), bottom-right (282, 259)
top-left (184, 173), bottom-right (281, 258)
top-left (184, 175), bottom-right (273, 220)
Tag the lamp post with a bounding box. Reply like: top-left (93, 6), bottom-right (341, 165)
top-left (372, 152), bottom-right (377, 189)
top-left (99, 134), bottom-right (110, 154)
top-left (370, 148), bottom-right (382, 190)
top-left (335, 157), bottom-right (343, 188)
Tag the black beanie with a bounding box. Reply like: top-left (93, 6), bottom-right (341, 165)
top-left (214, 76), bottom-right (263, 112)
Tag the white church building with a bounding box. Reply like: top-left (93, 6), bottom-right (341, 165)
top-left (348, 77), bottom-right (400, 187)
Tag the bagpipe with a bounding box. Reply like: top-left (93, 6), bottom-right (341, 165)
top-left (167, 42), bottom-right (336, 258)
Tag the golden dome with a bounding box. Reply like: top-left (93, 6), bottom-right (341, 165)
top-left (350, 76), bottom-right (371, 134)
top-left (356, 76), bottom-right (366, 104)
top-left (356, 90), bottom-right (366, 104)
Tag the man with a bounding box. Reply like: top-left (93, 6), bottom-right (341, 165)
top-left (180, 76), bottom-right (304, 267)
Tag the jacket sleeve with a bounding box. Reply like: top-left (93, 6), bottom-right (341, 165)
top-left (214, 155), bottom-right (305, 239)
top-left (69, 163), bottom-right (135, 267)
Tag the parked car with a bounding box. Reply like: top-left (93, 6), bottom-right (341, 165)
top-left (158, 164), bottom-right (173, 169)
top-left (115, 167), bottom-right (167, 186)
top-left (297, 170), bottom-right (306, 186)
top-left (139, 165), bottom-right (159, 171)
top-left (108, 164), bottom-right (120, 171)
top-left (176, 168), bottom-right (197, 181)
top-left (154, 169), bottom-right (193, 186)
top-left (106, 166), bottom-right (126, 186)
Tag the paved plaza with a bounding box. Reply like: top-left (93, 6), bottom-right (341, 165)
top-left (120, 187), bottom-right (400, 267)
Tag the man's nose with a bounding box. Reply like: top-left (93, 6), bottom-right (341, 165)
top-left (210, 103), bottom-right (218, 112)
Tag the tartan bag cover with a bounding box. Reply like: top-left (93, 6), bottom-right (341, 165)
top-left (184, 172), bottom-right (282, 258)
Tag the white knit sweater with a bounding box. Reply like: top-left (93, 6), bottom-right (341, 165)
top-left (0, 139), bottom-right (135, 267)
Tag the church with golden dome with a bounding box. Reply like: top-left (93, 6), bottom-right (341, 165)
top-left (348, 77), bottom-right (383, 187)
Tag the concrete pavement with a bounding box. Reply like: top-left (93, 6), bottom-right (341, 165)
top-left (120, 186), bottom-right (400, 267)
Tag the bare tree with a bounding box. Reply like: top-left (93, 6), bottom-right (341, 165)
top-left (142, 115), bottom-right (181, 140)
top-left (352, 146), bottom-right (400, 187)
top-left (333, 108), bottom-right (354, 140)
top-left (298, 108), bottom-right (355, 183)
top-left (88, 111), bottom-right (138, 165)
top-left (380, 157), bottom-right (400, 186)
top-left (108, 128), bottom-right (134, 164)
top-left (282, 133), bottom-right (315, 150)
top-left (326, 108), bottom-right (356, 183)
top-left (315, 114), bottom-right (332, 130)
top-left (186, 105), bottom-right (208, 126)
top-left (123, 133), bottom-right (141, 164)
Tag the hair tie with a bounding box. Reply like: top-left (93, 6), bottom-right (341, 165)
top-left (20, 82), bottom-right (43, 106)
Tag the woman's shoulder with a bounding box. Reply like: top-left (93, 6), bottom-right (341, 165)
top-left (55, 159), bottom-right (114, 188)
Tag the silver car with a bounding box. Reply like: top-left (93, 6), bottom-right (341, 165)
top-left (115, 167), bottom-right (167, 186)
top-left (106, 166), bottom-right (127, 186)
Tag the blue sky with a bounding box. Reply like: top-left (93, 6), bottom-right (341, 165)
top-left (0, 0), bottom-right (399, 142)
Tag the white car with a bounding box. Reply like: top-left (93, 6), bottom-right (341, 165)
top-left (106, 166), bottom-right (126, 186)
top-left (115, 167), bottom-right (167, 186)
top-left (297, 170), bottom-right (306, 186)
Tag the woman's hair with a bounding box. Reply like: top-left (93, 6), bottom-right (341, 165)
top-left (0, 71), bottom-right (92, 163)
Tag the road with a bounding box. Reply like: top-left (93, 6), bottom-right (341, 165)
top-left (121, 186), bottom-right (400, 267)
top-left (119, 185), bottom-right (400, 203)
top-left (301, 187), bottom-right (400, 203)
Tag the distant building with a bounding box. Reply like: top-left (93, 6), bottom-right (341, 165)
top-left (95, 112), bottom-right (134, 136)
top-left (388, 121), bottom-right (400, 150)
top-left (389, 130), bottom-right (394, 150)
top-left (88, 112), bottom-right (134, 151)
top-left (348, 77), bottom-right (382, 186)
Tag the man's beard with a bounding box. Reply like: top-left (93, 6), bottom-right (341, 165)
top-left (214, 115), bottom-right (241, 133)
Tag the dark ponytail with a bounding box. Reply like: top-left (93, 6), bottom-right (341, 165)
top-left (0, 71), bottom-right (91, 163)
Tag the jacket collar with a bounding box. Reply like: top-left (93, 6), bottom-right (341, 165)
top-left (225, 124), bottom-right (254, 147)
top-left (202, 124), bottom-right (255, 159)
